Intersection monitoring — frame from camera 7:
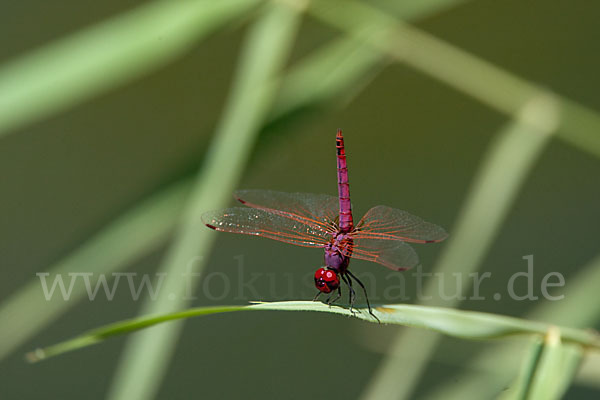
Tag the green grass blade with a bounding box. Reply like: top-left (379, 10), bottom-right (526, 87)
top-left (105, 4), bottom-right (305, 400)
top-left (0, 0), bottom-right (260, 136)
top-left (27, 305), bottom-right (247, 362)
top-left (0, 178), bottom-right (190, 361)
top-left (26, 301), bottom-right (600, 363)
top-left (304, 0), bottom-right (600, 158)
top-left (359, 97), bottom-right (559, 400)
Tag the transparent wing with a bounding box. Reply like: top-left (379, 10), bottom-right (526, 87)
top-left (202, 207), bottom-right (332, 248)
top-left (343, 237), bottom-right (420, 271)
top-left (354, 205), bottom-right (448, 243)
top-left (235, 189), bottom-right (339, 231)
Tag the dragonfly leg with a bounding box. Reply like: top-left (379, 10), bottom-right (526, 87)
top-left (341, 273), bottom-right (356, 313)
top-left (327, 286), bottom-right (342, 306)
top-left (347, 270), bottom-right (380, 323)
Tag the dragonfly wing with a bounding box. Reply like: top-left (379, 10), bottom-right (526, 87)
top-left (347, 237), bottom-right (419, 271)
top-left (202, 207), bottom-right (332, 248)
top-left (354, 205), bottom-right (448, 243)
top-left (234, 189), bottom-right (339, 229)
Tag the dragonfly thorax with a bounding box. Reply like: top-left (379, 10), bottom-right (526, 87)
top-left (323, 232), bottom-right (353, 273)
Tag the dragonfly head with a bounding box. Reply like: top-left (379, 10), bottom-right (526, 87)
top-left (314, 267), bottom-right (340, 293)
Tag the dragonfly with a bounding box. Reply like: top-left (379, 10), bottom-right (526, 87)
top-left (202, 129), bottom-right (447, 320)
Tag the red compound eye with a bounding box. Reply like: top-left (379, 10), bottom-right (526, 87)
top-left (314, 267), bottom-right (340, 293)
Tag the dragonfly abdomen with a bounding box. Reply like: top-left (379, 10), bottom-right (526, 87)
top-left (336, 129), bottom-right (354, 233)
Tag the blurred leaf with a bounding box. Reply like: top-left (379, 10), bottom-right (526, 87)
top-left (271, 0), bottom-right (474, 119)
top-left (271, 34), bottom-right (387, 120)
top-left (371, 0), bottom-right (472, 20)
top-left (360, 97), bottom-right (560, 399)
top-left (0, 178), bottom-right (190, 361)
top-left (425, 253), bottom-right (600, 399)
top-left (271, 0), bottom-right (475, 120)
top-left (27, 301), bottom-right (600, 363)
top-left (304, 0), bottom-right (600, 158)
top-left (0, 0), bottom-right (472, 139)
top-left (524, 329), bottom-right (583, 400)
top-left (105, 3), bottom-right (305, 400)
top-left (0, 0), bottom-right (260, 136)
top-left (577, 351), bottom-right (600, 388)
top-left (499, 338), bottom-right (545, 400)
top-left (501, 333), bottom-right (582, 400)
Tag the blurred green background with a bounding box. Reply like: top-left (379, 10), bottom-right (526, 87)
top-left (1, 0), bottom-right (599, 399)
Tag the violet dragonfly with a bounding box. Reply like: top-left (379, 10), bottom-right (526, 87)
top-left (203, 130), bottom-right (448, 320)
